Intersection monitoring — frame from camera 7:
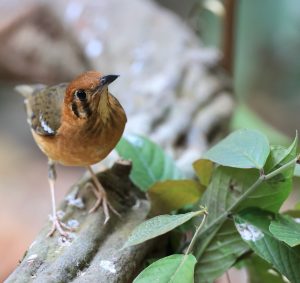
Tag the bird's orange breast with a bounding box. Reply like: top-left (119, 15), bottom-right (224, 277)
top-left (32, 108), bottom-right (126, 166)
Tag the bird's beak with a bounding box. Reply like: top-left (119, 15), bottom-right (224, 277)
top-left (99, 75), bottom-right (119, 86)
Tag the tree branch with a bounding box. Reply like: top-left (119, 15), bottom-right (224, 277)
top-left (6, 161), bottom-right (154, 283)
top-left (222, 0), bottom-right (236, 75)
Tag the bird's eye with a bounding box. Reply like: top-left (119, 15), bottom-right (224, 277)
top-left (75, 89), bottom-right (86, 101)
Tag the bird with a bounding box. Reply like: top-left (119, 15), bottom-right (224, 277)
top-left (16, 71), bottom-right (127, 237)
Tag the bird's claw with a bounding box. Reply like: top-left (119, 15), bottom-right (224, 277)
top-left (47, 215), bottom-right (74, 238)
top-left (85, 182), bottom-right (120, 223)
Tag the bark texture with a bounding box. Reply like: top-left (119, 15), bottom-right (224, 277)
top-left (6, 161), bottom-right (152, 283)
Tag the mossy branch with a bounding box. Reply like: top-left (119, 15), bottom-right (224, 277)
top-left (6, 161), bottom-right (154, 283)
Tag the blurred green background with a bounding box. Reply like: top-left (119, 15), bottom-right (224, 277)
top-left (162, 0), bottom-right (300, 143)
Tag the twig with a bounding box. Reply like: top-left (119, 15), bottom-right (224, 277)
top-left (185, 207), bottom-right (208, 255)
top-left (169, 208), bottom-right (208, 282)
top-left (225, 271), bottom-right (232, 283)
top-left (222, 0), bottom-right (236, 74)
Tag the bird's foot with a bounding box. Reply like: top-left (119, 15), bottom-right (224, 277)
top-left (47, 214), bottom-right (74, 238)
top-left (85, 182), bottom-right (120, 224)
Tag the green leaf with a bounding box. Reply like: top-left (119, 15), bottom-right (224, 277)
top-left (265, 132), bottom-right (298, 173)
top-left (149, 180), bottom-right (204, 215)
top-left (294, 164), bottom-right (300, 177)
top-left (238, 173), bottom-right (293, 213)
top-left (133, 254), bottom-right (197, 283)
top-left (240, 142), bottom-right (297, 212)
top-left (192, 159), bottom-right (213, 186)
top-left (245, 254), bottom-right (286, 283)
top-left (269, 214), bottom-right (300, 247)
top-left (124, 211), bottom-right (203, 248)
top-left (203, 129), bottom-right (270, 169)
top-left (116, 134), bottom-right (184, 191)
top-left (195, 220), bottom-right (248, 283)
top-left (234, 208), bottom-right (300, 283)
top-left (193, 167), bottom-right (257, 282)
top-left (284, 209), bottom-right (300, 218)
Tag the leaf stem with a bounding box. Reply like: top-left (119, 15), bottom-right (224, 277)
top-left (186, 208), bottom-right (208, 255)
top-left (228, 155), bottom-right (298, 212)
top-left (169, 208), bottom-right (207, 282)
top-left (264, 157), bottom-right (298, 180)
top-left (225, 271), bottom-right (232, 283)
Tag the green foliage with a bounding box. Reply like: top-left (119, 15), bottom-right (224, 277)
top-left (295, 202), bottom-right (300, 210)
top-left (235, 208), bottom-right (300, 283)
top-left (193, 166), bottom-right (259, 282)
top-left (131, 209), bottom-right (207, 283)
top-left (118, 130), bottom-right (299, 283)
top-left (123, 210), bottom-right (204, 249)
top-left (241, 134), bottom-right (297, 212)
top-left (294, 163), bottom-right (300, 177)
top-left (116, 134), bottom-right (184, 191)
top-left (133, 254), bottom-right (197, 283)
top-left (192, 159), bottom-right (213, 187)
top-left (244, 255), bottom-right (286, 283)
top-left (203, 129), bottom-right (270, 169)
top-left (195, 219), bottom-right (248, 282)
top-left (149, 180), bottom-right (204, 215)
top-left (193, 132), bottom-right (297, 282)
top-left (265, 133), bottom-right (298, 173)
top-left (269, 214), bottom-right (300, 247)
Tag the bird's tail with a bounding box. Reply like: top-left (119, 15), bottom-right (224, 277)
top-left (14, 84), bottom-right (45, 98)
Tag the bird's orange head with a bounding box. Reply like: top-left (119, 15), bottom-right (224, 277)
top-left (64, 71), bottom-right (119, 121)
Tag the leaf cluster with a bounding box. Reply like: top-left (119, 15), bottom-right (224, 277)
top-left (116, 130), bottom-right (300, 283)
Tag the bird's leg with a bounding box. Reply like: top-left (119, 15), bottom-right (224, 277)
top-left (86, 165), bottom-right (120, 224)
top-left (47, 160), bottom-right (73, 237)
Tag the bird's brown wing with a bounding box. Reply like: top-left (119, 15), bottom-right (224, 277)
top-left (16, 83), bottom-right (67, 136)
